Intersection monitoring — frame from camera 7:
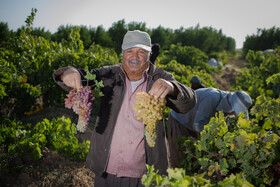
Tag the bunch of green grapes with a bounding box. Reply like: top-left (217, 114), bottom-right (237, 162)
top-left (133, 92), bottom-right (166, 147)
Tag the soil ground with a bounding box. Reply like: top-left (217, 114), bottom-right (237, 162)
top-left (211, 58), bottom-right (249, 91)
top-left (0, 58), bottom-right (249, 187)
top-left (1, 108), bottom-right (96, 187)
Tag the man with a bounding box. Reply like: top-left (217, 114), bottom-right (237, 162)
top-left (149, 43), bottom-right (160, 64)
top-left (53, 30), bottom-right (196, 187)
top-left (167, 87), bottom-right (252, 168)
top-left (190, 75), bottom-right (206, 90)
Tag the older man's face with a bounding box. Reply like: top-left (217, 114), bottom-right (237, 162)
top-left (122, 47), bottom-right (150, 81)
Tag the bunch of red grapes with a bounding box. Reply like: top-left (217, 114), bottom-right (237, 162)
top-left (65, 86), bottom-right (95, 133)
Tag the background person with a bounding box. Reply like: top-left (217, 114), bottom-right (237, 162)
top-left (167, 87), bottom-right (252, 168)
top-left (149, 43), bottom-right (161, 64)
top-left (190, 75), bottom-right (206, 90)
top-left (53, 30), bottom-right (196, 187)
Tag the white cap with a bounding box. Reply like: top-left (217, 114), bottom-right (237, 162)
top-left (122, 30), bottom-right (151, 52)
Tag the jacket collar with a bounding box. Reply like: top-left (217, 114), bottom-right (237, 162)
top-left (147, 62), bottom-right (162, 79)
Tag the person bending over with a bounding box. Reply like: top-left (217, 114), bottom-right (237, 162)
top-left (168, 87), bottom-right (252, 168)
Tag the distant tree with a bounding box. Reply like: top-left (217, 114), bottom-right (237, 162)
top-left (108, 19), bottom-right (127, 54)
top-left (173, 25), bottom-right (235, 54)
top-left (0, 22), bottom-right (11, 45)
top-left (79, 26), bottom-right (92, 49)
top-left (150, 26), bottom-right (173, 50)
top-left (48, 20), bottom-right (236, 55)
top-left (173, 27), bottom-right (194, 47)
top-left (51, 25), bottom-right (93, 49)
top-left (195, 27), bottom-right (212, 51)
top-left (88, 27), bottom-right (96, 43)
top-left (127, 21), bottom-right (147, 31)
top-left (243, 27), bottom-right (280, 55)
top-left (31, 27), bottom-right (52, 40)
top-left (93, 26), bottom-right (113, 48)
top-left (51, 25), bottom-right (73, 43)
top-left (225, 37), bottom-right (236, 52)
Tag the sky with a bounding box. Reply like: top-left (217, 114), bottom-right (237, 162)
top-left (1, 0), bottom-right (280, 49)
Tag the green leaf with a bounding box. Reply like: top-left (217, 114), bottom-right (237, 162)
top-left (84, 71), bottom-right (96, 80)
top-left (215, 138), bottom-right (224, 149)
top-left (167, 168), bottom-right (184, 181)
top-left (219, 158), bottom-right (229, 175)
top-left (263, 119), bottom-right (273, 130)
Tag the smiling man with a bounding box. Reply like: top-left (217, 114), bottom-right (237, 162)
top-left (53, 30), bottom-right (196, 187)
top-left (122, 47), bottom-right (149, 81)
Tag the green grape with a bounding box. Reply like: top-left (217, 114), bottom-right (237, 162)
top-left (133, 92), bottom-right (166, 147)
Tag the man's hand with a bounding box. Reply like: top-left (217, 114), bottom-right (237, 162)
top-left (61, 68), bottom-right (82, 89)
top-left (148, 79), bottom-right (176, 99)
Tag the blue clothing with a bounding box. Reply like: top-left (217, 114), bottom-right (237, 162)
top-left (170, 88), bottom-right (234, 132)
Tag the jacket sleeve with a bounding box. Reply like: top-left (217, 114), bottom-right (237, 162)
top-left (167, 80), bottom-right (196, 114)
top-left (155, 67), bottom-right (196, 114)
top-left (52, 66), bottom-right (93, 92)
top-left (52, 66), bottom-right (73, 92)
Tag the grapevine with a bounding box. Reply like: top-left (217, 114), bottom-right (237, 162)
top-left (132, 92), bottom-right (166, 147)
top-left (65, 86), bottom-right (95, 132)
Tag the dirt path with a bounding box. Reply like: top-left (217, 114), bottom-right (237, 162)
top-left (211, 58), bottom-right (248, 91)
top-left (18, 149), bottom-right (95, 187)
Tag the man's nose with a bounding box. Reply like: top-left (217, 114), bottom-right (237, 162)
top-left (134, 51), bottom-right (141, 58)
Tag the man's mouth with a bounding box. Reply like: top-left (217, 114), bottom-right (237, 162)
top-left (128, 60), bottom-right (141, 64)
